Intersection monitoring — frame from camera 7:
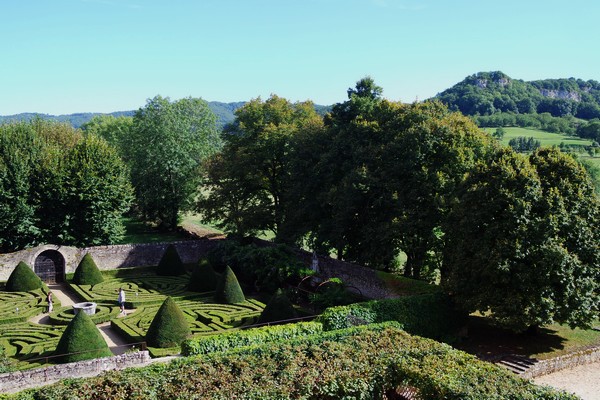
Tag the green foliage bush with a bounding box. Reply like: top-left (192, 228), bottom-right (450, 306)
top-left (53, 310), bottom-right (112, 363)
top-left (207, 240), bottom-right (311, 293)
top-left (12, 324), bottom-right (576, 399)
top-left (181, 321), bottom-right (322, 356)
top-left (214, 266), bottom-right (245, 304)
top-left (188, 258), bottom-right (218, 292)
top-left (0, 344), bottom-right (14, 373)
top-left (72, 254), bottom-right (104, 285)
top-left (145, 297), bottom-right (191, 348)
top-left (5, 262), bottom-right (43, 292)
top-left (317, 293), bottom-right (466, 342)
top-left (257, 289), bottom-right (297, 324)
top-left (156, 244), bottom-right (186, 276)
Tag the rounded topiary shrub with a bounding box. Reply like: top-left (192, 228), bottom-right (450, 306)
top-left (156, 244), bottom-right (186, 276)
top-left (188, 258), bottom-right (219, 292)
top-left (72, 254), bottom-right (104, 285)
top-left (146, 297), bottom-right (191, 348)
top-left (5, 261), bottom-right (43, 292)
top-left (214, 266), bottom-right (245, 304)
top-left (258, 289), bottom-right (298, 324)
top-left (54, 311), bottom-right (112, 363)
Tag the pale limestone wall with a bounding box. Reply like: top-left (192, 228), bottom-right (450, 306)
top-left (0, 351), bottom-right (150, 393)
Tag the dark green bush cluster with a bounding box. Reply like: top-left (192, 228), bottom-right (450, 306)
top-left (181, 321), bottom-right (322, 356)
top-left (214, 266), bottom-right (245, 304)
top-left (5, 262), bottom-right (43, 292)
top-left (317, 293), bottom-right (466, 342)
top-left (145, 297), bottom-right (191, 348)
top-left (258, 288), bottom-right (297, 324)
top-left (188, 258), bottom-right (219, 292)
top-left (72, 254), bottom-right (104, 285)
top-left (207, 240), bottom-right (311, 293)
top-left (11, 325), bottom-right (576, 400)
top-left (54, 311), bottom-right (112, 363)
top-left (156, 244), bottom-right (186, 276)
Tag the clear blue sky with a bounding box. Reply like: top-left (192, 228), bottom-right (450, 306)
top-left (1, 0), bottom-right (599, 115)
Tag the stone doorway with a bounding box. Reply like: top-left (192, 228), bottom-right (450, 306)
top-left (34, 250), bottom-right (65, 283)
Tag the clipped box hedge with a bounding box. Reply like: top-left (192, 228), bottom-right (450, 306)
top-left (181, 321), bottom-right (323, 356)
top-left (317, 292), bottom-right (465, 341)
top-left (7, 324), bottom-right (576, 400)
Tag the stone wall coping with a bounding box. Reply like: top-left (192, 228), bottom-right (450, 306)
top-left (0, 351), bottom-right (151, 393)
top-left (522, 345), bottom-right (600, 378)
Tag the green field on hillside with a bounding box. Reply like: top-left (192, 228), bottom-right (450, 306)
top-left (484, 127), bottom-right (594, 147)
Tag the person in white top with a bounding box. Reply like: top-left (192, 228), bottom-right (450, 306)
top-left (117, 288), bottom-right (126, 315)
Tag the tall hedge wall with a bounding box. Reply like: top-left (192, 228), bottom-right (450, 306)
top-left (317, 293), bottom-right (466, 341)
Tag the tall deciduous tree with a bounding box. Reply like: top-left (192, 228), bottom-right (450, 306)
top-left (198, 95), bottom-right (322, 237)
top-left (443, 147), bottom-right (600, 332)
top-left (129, 96), bottom-right (221, 230)
top-left (0, 120), bottom-right (132, 251)
top-left (81, 114), bottom-right (133, 158)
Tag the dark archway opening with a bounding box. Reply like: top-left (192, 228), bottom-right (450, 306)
top-left (34, 250), bottom-right (65, 283)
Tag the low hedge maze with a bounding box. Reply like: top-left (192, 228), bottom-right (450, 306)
top-left (0, 323), bottom-right (64, 367)
top-left (112, 298), bottom-right (265, 344)
top-left (0, 289), bottom-right (56, 325)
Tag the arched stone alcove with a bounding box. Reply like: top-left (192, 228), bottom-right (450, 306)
top-left (34, 250), bottom-right (66, 283)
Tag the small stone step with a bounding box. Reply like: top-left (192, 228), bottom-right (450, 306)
top-left (495, 355), bottom-right (538, 374)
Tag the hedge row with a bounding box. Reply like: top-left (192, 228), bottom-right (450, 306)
top-left (181, 321), bottom-right (323, 356)
top-left (317, 292), bottom-right (465, 341)
top-left (5, 325), bottom-right (576, 400)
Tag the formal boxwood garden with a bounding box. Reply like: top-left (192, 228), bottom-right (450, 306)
top-left (3, 324), bottom-right (577, 400)
top-left (0, 323), bottom-right (64, 367)
top-left (0, 288), bottom-right (58, 325)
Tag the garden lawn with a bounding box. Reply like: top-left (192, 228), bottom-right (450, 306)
top-left (457, 315), bottom-right (600, 360)
top-left (116, 217), bottom-right (187, 244)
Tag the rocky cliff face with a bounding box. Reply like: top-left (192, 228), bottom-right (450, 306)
top-left (538, 89), bottom-right (581, 101)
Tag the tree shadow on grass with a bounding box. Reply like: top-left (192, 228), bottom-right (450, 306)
top-left (455, 315), bottom-right (566, 360)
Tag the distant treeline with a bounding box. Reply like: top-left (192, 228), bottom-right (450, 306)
top-left (0, 102), bottom-right (332, 129)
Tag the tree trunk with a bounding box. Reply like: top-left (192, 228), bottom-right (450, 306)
top-left (405, 247), bottom-right (426, 280)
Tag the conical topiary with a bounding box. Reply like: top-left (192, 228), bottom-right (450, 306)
top-left (54, 311), bottom-right (112, 363)
top-left (5, 261), bottom-right (43, 292)
top-left (214, 266), bottom-right (245, 304)
top-left (258, 289), bottom-right (298, 324)
top-left (146, 297), bottom-right (191, 348)
top-left (156, 244), bottom-right (186, 276)
top-left (188, 258), bottom-right (219, 292)
top-left (72, 254), bottom-right (104, 285)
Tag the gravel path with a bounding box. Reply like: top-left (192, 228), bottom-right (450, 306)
top-left (534, 361), bottom-right (600, 400)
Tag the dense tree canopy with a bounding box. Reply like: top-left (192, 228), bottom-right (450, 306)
top-left (81, 114), bottom-right (133, 157)
top-left (129, 96), bottom-right (221, 229)
top-left (443, 147), bottom-right (600, 332)
top-left (0, 120), bottom-right (132, 251)
top-left (198, 95), bottom-right (322, 237)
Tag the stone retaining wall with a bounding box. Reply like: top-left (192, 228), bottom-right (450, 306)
top-left (522, 345), bottom-right (600, 378)
top-left (0, 240), bottom-right (219, 281)
top-left (0, 351), bottom-right (150, 393)
top-left (1, 237), bottom-right (396, 299)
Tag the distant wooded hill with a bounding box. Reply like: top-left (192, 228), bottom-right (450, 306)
top-left (0, 101), bottom-right (332, 129)
top-left (435, 71), bottom-right (600, 120)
